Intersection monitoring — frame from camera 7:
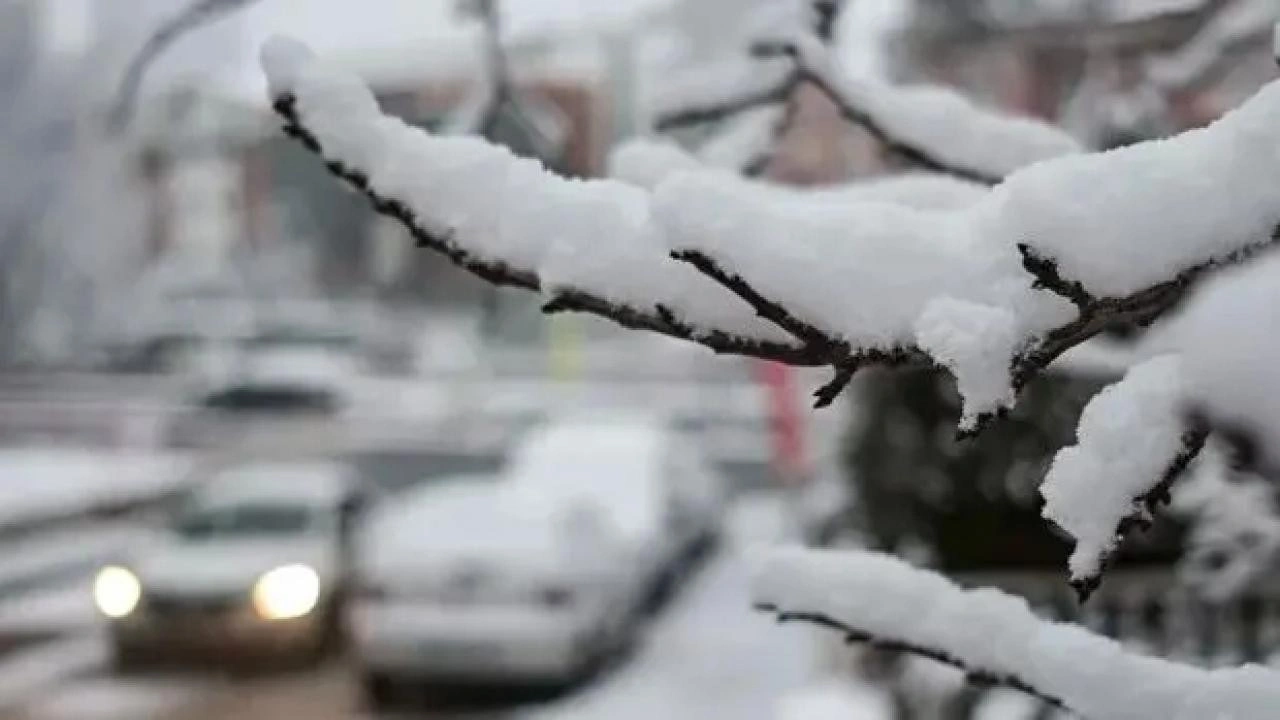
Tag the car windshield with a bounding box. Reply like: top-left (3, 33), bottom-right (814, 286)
top-left (174, 503), bottom-right (314, 540)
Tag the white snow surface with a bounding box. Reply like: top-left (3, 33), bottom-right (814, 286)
top-left (914, 297), bottom-right (1020, 428)
top-left (752, 547), bottom-right (1280, 719)
top-left (1148, 250), bottom-right (1280, 475)
top-left (608, 138), bottom-right (705, 190)
top-left (797, 173), bottom-right (988, 210)
top-left (651, 169), bottom-right (1074, 419)
top-left (1040, 355), bottom-right (1189, 582)
top-left (262, 36), bottom-right (792, 346)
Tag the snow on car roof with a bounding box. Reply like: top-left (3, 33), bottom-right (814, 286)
top-left (364, 477), bottom-right (562, 562)
top-left (504, 414), bottom-right (676, 542)
top-left (508, 413), bottom-right (672, 471)
top-left (195, 461), bottom-right (354, 508)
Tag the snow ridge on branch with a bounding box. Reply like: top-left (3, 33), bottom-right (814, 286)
top-left (263, 35), bottom-right (1280, 590)
top-left (748, 36), bottom-right (1083, 184)
top-left (264, 35), bottom-right (1280, 413)
top-left (752, 548), bottom-right (1280, 720)
top-left (262, 38), bottom-right (825, 367)
top-left (1040, 356), bottom-right (1209, 601)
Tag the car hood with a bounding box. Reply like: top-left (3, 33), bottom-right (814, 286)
top-left (132, 537), bottom-right (337, 597)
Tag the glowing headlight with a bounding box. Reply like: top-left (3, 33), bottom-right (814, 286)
top-left (94, 566), bottom-right (142, 619)
top-left (252, 564), bottom-right (320, 621)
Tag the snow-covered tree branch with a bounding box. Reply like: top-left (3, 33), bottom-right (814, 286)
top-left (249, 6), bottom-right (1280, 712)
top-left (654, 17), bottom-right (1081, 184)
top-left (752, 547), bottom-right (1280, 718)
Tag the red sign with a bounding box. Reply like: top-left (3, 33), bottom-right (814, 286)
top-left (753, 360), bottom-right (809, 486)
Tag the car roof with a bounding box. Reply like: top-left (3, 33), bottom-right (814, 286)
top-left (504, 415), bottom-right (678, 542)
top-left (365, 479), bottom-right (562, 561)
top-left (508, 414), bottom-right (673, 472)
top-left (194, 461), bottom-right (355, 509)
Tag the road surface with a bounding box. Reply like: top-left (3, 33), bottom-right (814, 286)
top-left (5, 493), bottom-right (857, 720)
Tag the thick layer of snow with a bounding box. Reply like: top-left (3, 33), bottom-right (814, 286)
top-left (1001, 82), bottom-right (1280, 298)
top-left (651, 169), bottom-right (1073, 420)
top-left (608, 138), bottom-right (705, 190)
top-left (796, 173), bottom-right (987, 211)
top-left (752, 547), bottom-right (1280, 719)
top-left (1040, 355), bottom-right (1189, 582)
top-left (262, 36), bottom-right (791, 346)
top-left (358, 479), bottom-right (573, 584)
top-left (914, 298), bottom-right (1020, 427)
top-left (505, 416), bottom-right (676, 545)
top-left (1149, 251), bottom-right (1280, 476)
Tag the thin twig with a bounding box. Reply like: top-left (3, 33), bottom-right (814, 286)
top-left (755, 604), bottom-right (1071, 712)
top-left (669, 249), bottom-right (843, 354)
top-left (752, 40), bottom-right (1004, 185)
top-left (656, 81), bottom-right (795, 132)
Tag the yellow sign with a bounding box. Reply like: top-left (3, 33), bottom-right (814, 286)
top-left (548, 313), bottom-right (583, 381)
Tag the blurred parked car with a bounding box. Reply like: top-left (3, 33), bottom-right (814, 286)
top-left (350, 477), bottom-right (646, 707)
top-left (188, 326), bottom-right (363, 413)
top-left (516, 415), bottom-right (726, 586)
top-left (94, 461), bottom-right (378, 668)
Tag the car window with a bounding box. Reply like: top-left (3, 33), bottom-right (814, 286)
top-left (173, 502), bottom-right (316, 540)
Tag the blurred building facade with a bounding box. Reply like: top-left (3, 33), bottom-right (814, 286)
top-left (895, 0), bottom-right (1279, 145)
top-left (124, 1), bottom-right (680, 352)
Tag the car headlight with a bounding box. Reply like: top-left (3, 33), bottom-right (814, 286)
top-left (251, 564), bottom-right (320, 621)
top-left (94, 566), bottom-right (142, 619)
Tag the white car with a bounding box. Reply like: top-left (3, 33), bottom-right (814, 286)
top-left (94, 461), bottom-right (377, 667)
top-left (350, 477), bottom-right (650, 706)
top-left (506, 414), bottom-right (728, 604)
top-left (190, 329), bottom-right (363, 412)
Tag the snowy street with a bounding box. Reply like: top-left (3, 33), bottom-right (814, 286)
top-left (2, 493), bottom-right (877, 720)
